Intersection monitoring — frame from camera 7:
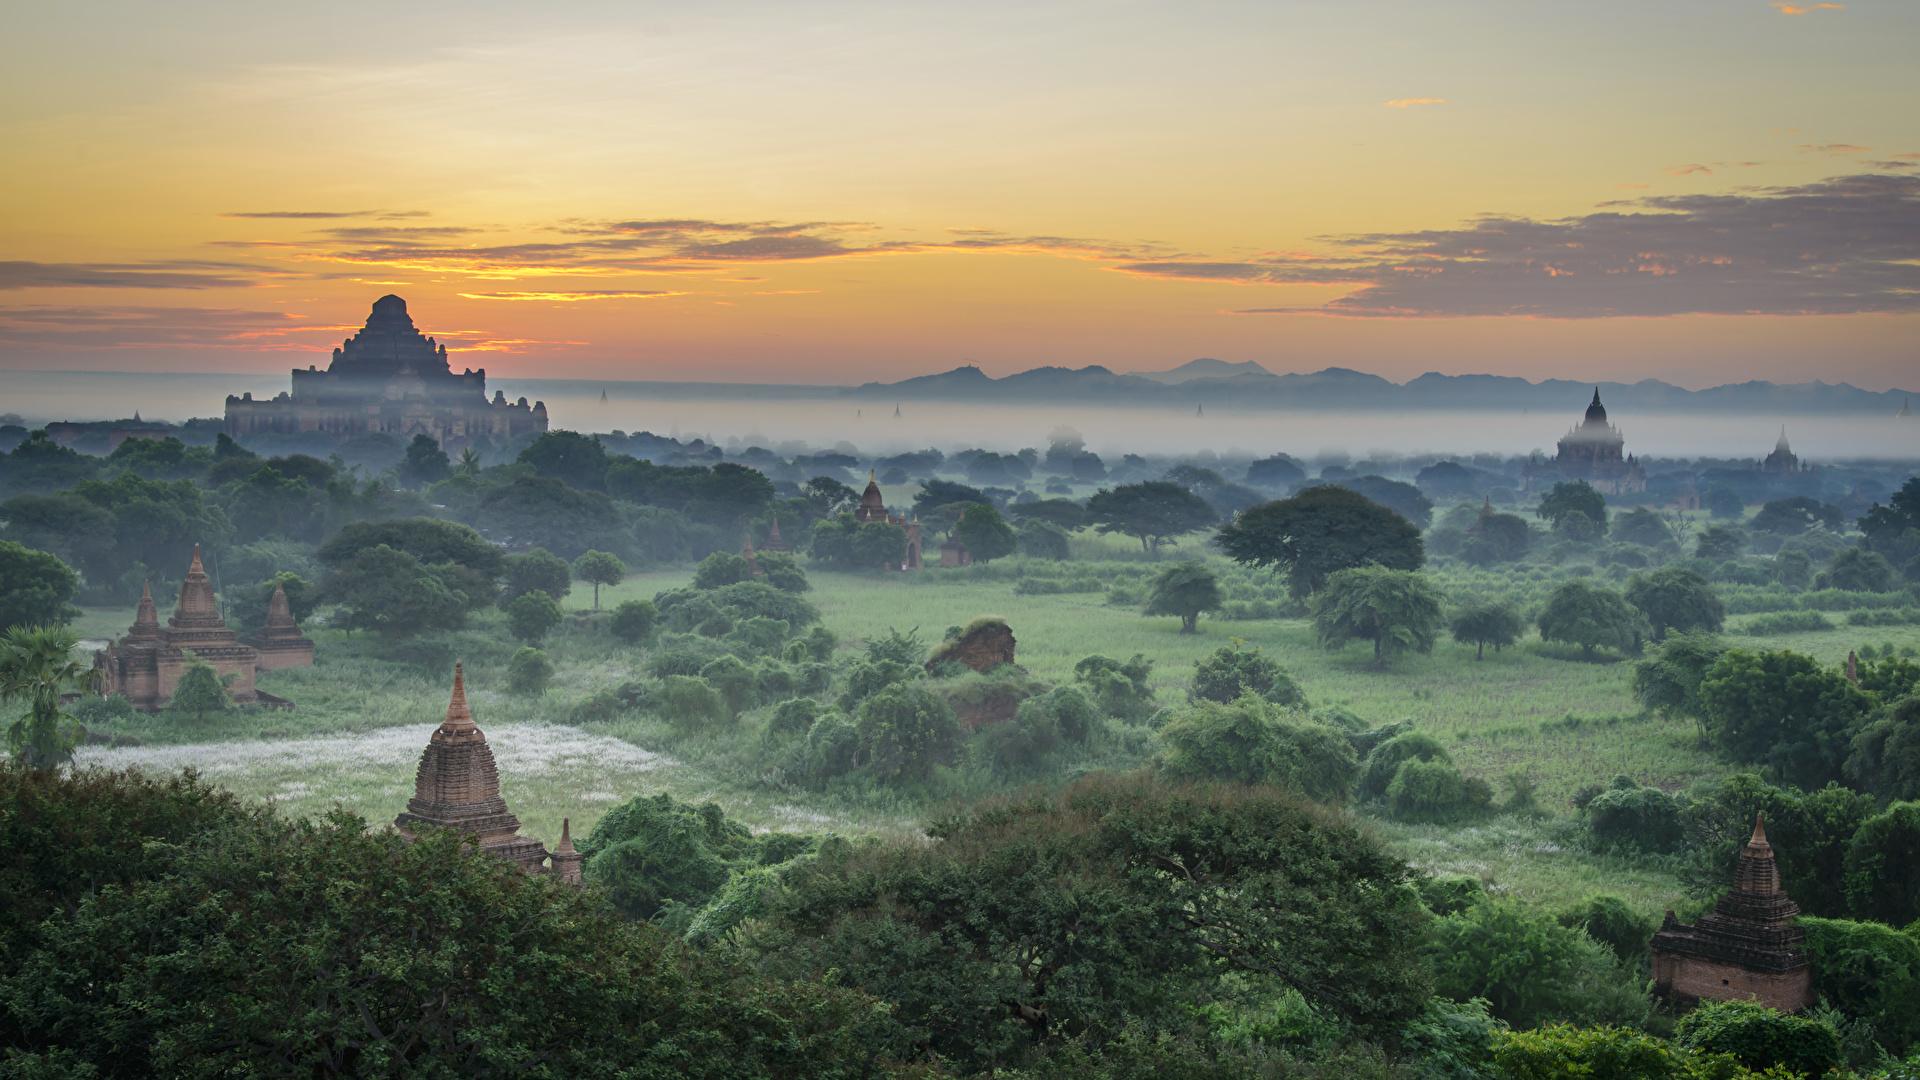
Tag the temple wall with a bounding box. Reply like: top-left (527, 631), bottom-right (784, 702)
top-left (253, 641), bottom-right (315, 671)
top-left (1654, 953), bottom-right (1812, 1012)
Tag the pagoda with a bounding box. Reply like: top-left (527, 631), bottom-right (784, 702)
top-left (1760, 427), bottom-right (1808, 475)
top-left (851, 470), bottom-right (923, 570)
top-left (394, 663), bottom-right (562, 876)
top-left (1525, 389), bottom-right (1648, 495)
top-left (249, 581), bottom-right (316, 671)
top-left (224, 295), bottom-right (548, 447)
top-left (1651, 815), bottom-right (1813, 1011)
top-left (93, 546), bottom-right (260, 711)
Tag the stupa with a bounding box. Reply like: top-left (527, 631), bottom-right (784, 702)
top-left (394, 663), bottom-right (564, 876)
top-left (93, 546), bottom-right (261, 711)
top-left (249, 581), bottom-right (315, 671)
top-left (1651, 815), bottom-right (1813, 1011)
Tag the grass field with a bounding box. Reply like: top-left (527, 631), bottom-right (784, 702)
top-left (67, 555), bottom-right (1920, 917)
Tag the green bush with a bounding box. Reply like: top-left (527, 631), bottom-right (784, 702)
top-left (853, 683), bottom-right (962, 785)
top-left (1358, 731), bottom-right (1450, 802)
top-left (1191, 641), bottom-right (1307, 707)
top-left (1675, 999), bottom-right (1841, 1078)
top-left (1585, 784), bottom-right (1684, 854)
top-left (1386, 758), bottom-right (1493, 824)
top-left (1557, 895), bottom-right (1656, 967)
top-left (1842, 800), bottom-right (1920, 926)
top-left (657, 675), bottom-right (727, 729)
top-left (1428, 900), bottom-right (1647, 1029)
top-left (609, 598), bottom-right (658, 643)
top-left (1800, 915), bottom-right (1920, 1054)
top-left (1157, 696), bottom-right (1358, 803)
top-left (1740, 610), bottom-right (1833, 635)
top-left (505, 588), bottom-right (563, 644)
top-left (766, 697), bottom-right (820, 739)
top-left (504, 647), bottom-right (553, 696)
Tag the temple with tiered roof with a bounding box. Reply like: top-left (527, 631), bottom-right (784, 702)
top-left (224, 295), bottom-right (547, 447)
top-left (1525, 389), bottom-right (1648, 495)
top-left (248, 581), bottom-right (315, 671)
top-left (93, 546), bottom-right (264, 712)
top-left (395, 663), bottom-right (580, 881)
top-left (1651, 815), bottom-right (1813, 1011)
top-left (854, 470), bottom-right (924, 570)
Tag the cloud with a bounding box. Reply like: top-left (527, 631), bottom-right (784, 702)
top-left (222, 210), bottom-right (380, 219)
top-left (0, 305), bottom-right (349, 350)
top-left (1800, 143), bottom-right (1870, 155)
top-left (1771, 1), bottom-right (1843, 13)
top-left (457, 289), bottom-right (681, 302)
top-left (1115, 172), bottom-right (1920, 318)
top-left (1383, 97), bottom-right (1448, 109)
top-left (1667, 163), bottom-right (1714, 177)
top-left (0, 261), bottom-right (258, 290)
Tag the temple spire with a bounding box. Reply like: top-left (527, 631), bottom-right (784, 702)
top-left (1749, 813), bottom-right (1769, 849)
top-left (129, 581), bottom-right (160, 639)
top-left (443, 662), bottom-right (475, 731)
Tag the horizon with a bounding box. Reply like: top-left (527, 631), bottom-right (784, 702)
top-left (4, 2), bottom-right (1919, 389)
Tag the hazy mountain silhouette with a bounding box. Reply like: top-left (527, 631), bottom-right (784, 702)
top-left (844, 363), bottom-right (1915, 413)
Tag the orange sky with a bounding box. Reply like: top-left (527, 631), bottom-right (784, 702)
top-left (2, 1), bottom-right (1917, 389)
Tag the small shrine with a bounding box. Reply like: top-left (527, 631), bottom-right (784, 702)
top-left (1651, 815), bottom-right (1813, 1011)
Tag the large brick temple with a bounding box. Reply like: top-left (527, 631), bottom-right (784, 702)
top-left (224, 294), bottom-right (548, 447)
top-left (94, 546), bottom-right (261, 711)
top-left (395, 663), bottom-right (582, 883)
top-left (1651, 815), bottom-right (1813, 1012)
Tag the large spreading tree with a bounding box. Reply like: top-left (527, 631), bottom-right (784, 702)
top-left (1537, 581), bottom-right (1645, 659)
top-left (1624, 565), bottom-right (1725, 641)
top-left (1311, 566), bottom-right (1445, 667)
top-left (1215, 485), bottom-right (1423, 599)
top-left (1086, 481), bottom-right (1217, 553)
top-left (1143, 561), bottom-right (1222, 633)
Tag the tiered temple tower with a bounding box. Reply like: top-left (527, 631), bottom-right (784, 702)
top-left (1760, 427), bottom-right (1807, 474)
top-left (852, 470), bottom-right (923, 569)
top-left (249, 581), bottom-right (315, 671)
top-left (94, 546), bottom-right (261, 711)
top-left (1525, 388), bottom-right (1648, 494)
top-left (395, 664), bottom-right (571, 878)
top-left (1651, 816), bottom-right (1813, 1011)
top-left (224, 295), bottom-right (548, 447)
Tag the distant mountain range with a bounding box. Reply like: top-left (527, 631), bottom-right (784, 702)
top-left (843, 361), bottom-right (1918, 414)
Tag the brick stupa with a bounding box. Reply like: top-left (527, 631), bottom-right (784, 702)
top-left (395, 664), bottom-right (553, 874)
top-left (94, 546), bottom-right (259, 711)
top-left (249, 581), bottom-right (315, 671)
top-left (1651, 815), bottom-right (1813, 1011)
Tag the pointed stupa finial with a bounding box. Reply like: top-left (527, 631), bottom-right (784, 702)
top-left (1749, 813), bottom-right (1770, 849)
top-left (443, 662), bottom-right (475, 730)
top-left (188, 544), bottom-right (205, 576)
top-left (869, 467), bottom-right (877, 484)
top-left (556, 816), bottom-right (577, 855)
top-left (1592, 386), bottom-right (1602, 405)
top-left (131, 580), bottom-right (159, 634)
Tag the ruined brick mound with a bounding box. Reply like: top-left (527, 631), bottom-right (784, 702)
top-left (927, 617), bottom-right (1016, 675)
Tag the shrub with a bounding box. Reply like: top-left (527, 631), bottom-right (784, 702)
top-left (505, 589), bottom-right (563, 644)
top-left (1800, 915), bottom-right (1920, 1054)
top-left (766, 697), bottom-right (820, 739)
top-left (1073, 653), bottom-right (1157, 722)
top-left (1585, 785), bottom-right (1684, 854)
top-left (698, 655), bottom-right (757, 718)
top-left (1557, 896), bottom-right (1656, 967)
top-left (1157, 696), bottom-right (1358, 804)
top-left (853, 683), bottom-right (962, 784)
top-left (504, 647), bottom-right (553, 696)
top-left (1740, 610), bottom-right (1832, 635)
top-left (1842, 800), bottom-right (1920, 926)
top-left (1417, 875), bottom-right (1487, 916)
top-left (1675, 999), bottom-right (1841, 1078)
top-left (609, 598), bottom-right (658, 644)
top-left (1192, 641), bottom-right (1307, 708)
top-left (1385, 758), bottom-right (1492, 824)
top-left (657, 675), bottom-right (726, 729)
top-left (1428, 900), bottom-right (1647, 1029)
top-left (796, 712), bottom-right (860, 783)
top-left (1358, 731), bottom-right (1450, 802)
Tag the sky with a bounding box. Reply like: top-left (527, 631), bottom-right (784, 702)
top-left (2, 0), bottom-right (1917, 389)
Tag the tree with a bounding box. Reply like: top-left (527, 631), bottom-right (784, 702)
top-left (1774, 549), bottom-right (1813, 590)
top-left (1192, 641), bottom-right (1306, 707)
top-left (1537, 481), bottom-right (1608, 536)
top-left (1843, 801), bottom-right (1920, 926)
top-left (1312, 567), bottom-right (1444, 667)
top-left (1335, 475), bottom-right (1433, 529)
top-left (1695, 524), bottom-right (1746, 562)
top-left (0, 626), bottom-right (88, 770)
top-left (1016, 520), bottom-right (1071, 560)
top-left (1675, 1000), bottom-right (1841, 1078)
top-left (1085, 481), bottom-right (1217, 554)
top-left (1358, 732), bottom-right (1451, 802)
top-left (1537, 581), bottom-right (1645, 658)
top-left (572, 549), bottom-right (625, 610)
top-left (1385, 758), bottom-right (1493, 824)
top-left (1463, 512), bottom-right (1532, 566)
top-left (399, 434), bottom-right (450, 487)
top-left (952, 503), bottom-right (1016, 563)
top-left (1008, 498), bottom-right (1089, 531)
top-left (1216, 485), bottom-right (1424, 599)
top-left (911, 478), bottom-right (988, 519)
top-left (318, 518), bottom-right (505, 579)
top-left (1632, 632), bottom-right (1727, 728)
top-left (1751, 496), bottom-right (1844, 536)
top-left (852, 683), bottom-right (961, 784)
top-left (167, 661), bottom-right (232, 722)
top-left (323, 544), bottom-right (470, 637)
top-left (478, 475), bottom-right (625, 558)
top-left (1846, 696), bottom-right (1920, 801)
top-left (1611, 507), bottom-right (1673, 548)
top-left (0, 494), bottom-right (117, 585)
top-left (609, 598), bottom-right (658, 644)
top-left (1427, 900), bottom-right (1647, 1030)
top-left (1450, 601), bottom-right (1524, 659)
top-left (1816, 547), bottom-right (1897, 592)
top-left (1156, 696), bottom-right (1358, 802)
top-left (0, 542), bottom-right (79, 632)
top-left (516, 429), bottom-right (610, 489)
top-left (1245, 454), bottom-right (1306, 490)
top-left (1625, 565), bottom-right (1725, 641)
top-left (685, 463), bottom-right (776, 526)
top-left (1699, 649), bottom-right (1873, 789)
top-left (505, 646), bottom-right (553, 695)
top-left (1143, 561), bottom-right (1222, 633)
top-left (506, 589), bottom-right (563, 644)
top-left (501, 547), bottom-right (571, 605)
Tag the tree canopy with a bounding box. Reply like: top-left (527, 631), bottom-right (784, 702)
top-left (1537, 581), bottom-right (1644, 658)
top-left (1312, 566), bottom-right (1445, 666)
top-left (1215, 485), bottom-right (1424, 599)
top-left (1086, 481), bottom-right (1217, 553)
top-left (1143, 561), bottom-right (1222, 633)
